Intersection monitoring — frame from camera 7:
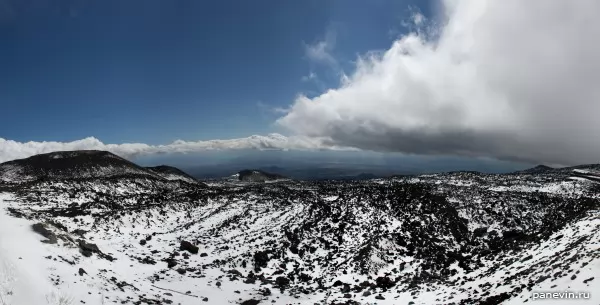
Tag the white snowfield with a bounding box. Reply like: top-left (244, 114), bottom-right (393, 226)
top-left (0, 170), bottom-right (599, 304)
top-left (0, 193), bottom-right (57, 305)
top-left (0, 192), bottom-right (309, 305)
top-left (504, 214), bottom-right (600, 305)
top-left (1, 189), bottom-right (599, 305)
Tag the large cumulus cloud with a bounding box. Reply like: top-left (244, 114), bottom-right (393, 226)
top-left (277, 0), bottom-right (600, 165)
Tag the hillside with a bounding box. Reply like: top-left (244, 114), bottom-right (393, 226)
top-left (146, 165), bottom-right (198, 183)
top-left (0, 151), bottom-right (598, 304)
top-left (517, 164), bottom-right (555, 174)
top-left (237, 169), bottom-right (287, 182)
top-left (0, 150), bottom-right (161, 183)
top-left (0, 151), bottom-right (200, 185)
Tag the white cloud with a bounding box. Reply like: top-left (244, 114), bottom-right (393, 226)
top-left (412, 12), bottom-right (424, 26)
top-left (301, 71), bottom-right (317, 82)
top-left (257, 101), bottom-right (290, 115)
top-left (304, 29), bottom-right (337, 66)
top-left (0, 134), bottom-right (351, 163)
top-left (277, 0), bottom-right (600, 166)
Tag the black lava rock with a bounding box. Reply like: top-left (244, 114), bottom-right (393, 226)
top-left (32, 223), bottom-right (57, 244)
top-left (253, 250), bottom-right (270, 271)
top-left (375, 276), bottom-right (395, 289)
top-left (166, 259), bottom-right (177, 268)
top-left (179, 240), bottom-right (199, 254)
top-left (275, 276), bottom-right (290, 288)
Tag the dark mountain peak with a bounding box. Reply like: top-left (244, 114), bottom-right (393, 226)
top-left (237, 169), bottom-right (286, 182)
top-left (519, 164), bottom-right (554, 174)
top-left (531, 164), bottom-right (553, 170)
top-left (145, 165), bottom-right (198, 183)
top-left (0, 150), bottom-right (158, 182)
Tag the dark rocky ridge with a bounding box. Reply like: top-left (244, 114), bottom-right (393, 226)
top-left (237, 169), bottom-right (286, 182)
top-left (517, 164), bottom-right (554, 174)
top-left (145, 165), bottom-right (198, 183)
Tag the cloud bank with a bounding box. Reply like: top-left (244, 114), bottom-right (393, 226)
top-left (278, 0), bottom-right (600, 166)
top-left (0, 134), bottom-right (347, 163)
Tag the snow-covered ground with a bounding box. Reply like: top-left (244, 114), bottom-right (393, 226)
top-left (0, 192), bottom-right (319, 305)
top-left (0, 166), bottom-right (599, 304)
top-left (0, 193), bottom-right (58, 305)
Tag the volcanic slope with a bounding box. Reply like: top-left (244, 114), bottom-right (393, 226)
top-left (146, 165), bottom-right (199, 183)
top-left (0, 150), bottom-right (199, 185)
top-left (0, 152), bottom-right (598, 304)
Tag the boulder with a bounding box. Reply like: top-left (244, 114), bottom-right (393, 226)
top-left (253, 250), bottom-right (270, 271)
top-left (78, 240), bottom-right (100, 257)
top-left (375, 276), bottom-right (395, 289)
top-left (31, 223), bottom-right (57, 244)
top-left (166, 259), bottom-right (177, 268)
top-left (275, 276), bottom-right (290, 288)
top-left (179, 241), bottom-right (199, 254)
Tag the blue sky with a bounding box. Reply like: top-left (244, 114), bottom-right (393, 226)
top-left (2, 1), bottom-right (593, 168)
top-left (0, 0), bottom-right (431, 144)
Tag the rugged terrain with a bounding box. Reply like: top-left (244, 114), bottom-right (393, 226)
top-left (0, 151), bottom-right (598, 305)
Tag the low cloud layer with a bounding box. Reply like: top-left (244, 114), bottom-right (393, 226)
top-left (0, 134), bottom-right (345, 163)
top-left (277, 0), bottom-right (600, 166)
